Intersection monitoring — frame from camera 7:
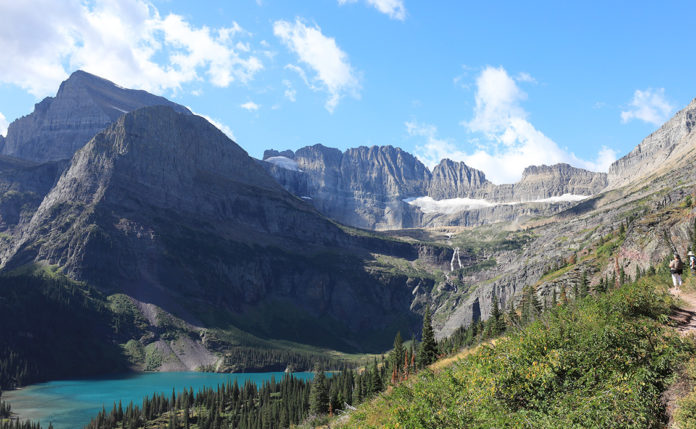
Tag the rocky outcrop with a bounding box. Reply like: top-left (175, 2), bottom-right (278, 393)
top-left (428, 159), bottom-right (490, 199)
top-left (263, 149), bottom-right (295, 160)
top-left (483, 163), bottom-right (608, 202)
top-left (0, 156), bottom-right (67, 234)
top-left (608, 98), bottom-right (696, 189)
top-left (1, 70), bottom-right (191, 162)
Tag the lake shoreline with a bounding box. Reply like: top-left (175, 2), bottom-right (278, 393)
top-left (3, 371), bottom-right (315, 429)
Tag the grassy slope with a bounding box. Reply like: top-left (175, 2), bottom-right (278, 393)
top-left (341, 277), bottom-right (693, 428)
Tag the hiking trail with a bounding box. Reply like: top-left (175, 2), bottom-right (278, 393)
top-left (664, 286), bottom-right (696, 427)
top-left (670, 287), bottom-right (696, 334)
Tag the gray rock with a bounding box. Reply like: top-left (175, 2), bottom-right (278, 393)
top-left (428, 159), bottom-right (490, 199)
top-left (263, 149), bottom-right (295, 160)
top-left (263, 143), bottom-right (608, 229)
top-left (1, 70), bottom-right (191, 162)
top-left (483, 163), bottom-right (607, 202)
top-left (608, 98), bottom-right (696, 189)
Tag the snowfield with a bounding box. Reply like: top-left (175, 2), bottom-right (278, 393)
top-left (404, 194), bottom-right (589, 215)
top-left (264, 156), bottom-right (302, 171)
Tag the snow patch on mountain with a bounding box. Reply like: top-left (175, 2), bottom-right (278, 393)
top-left (403, 196), bottom-right (496, 214)
top-left (265, 156), bottom-right (301, 171)
top-left (404, 193), bottom-right (589, 215)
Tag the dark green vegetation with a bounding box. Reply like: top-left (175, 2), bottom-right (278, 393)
top-left (0, 268), bottom-right (128, 390)
top-left (85, 369), bottom-right (360, 429)
top-left (0, 266), bottom-right (365, 392)
top-left (344, 276), bottom-right (691, 428)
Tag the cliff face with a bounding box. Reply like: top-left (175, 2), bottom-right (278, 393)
top-left (608, 98), bottom-right (696, 189)
top-left (0, 156), bottom-right (67, 234)
top-left (263, 146), bottom-right (608, 229)
top-left (261, 144), bottom-right (428, 229)
top-left (428, 159), bottom-right (490, 200)
top-left (488, 163), bottom-right (608, 202)
top-left (1, 70), bottom-right (190, 162)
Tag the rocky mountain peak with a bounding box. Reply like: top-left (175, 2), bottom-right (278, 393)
top-left (1, 70), bottom-right (190, 163)
top-left (513, 163), bottom-right (607, 200)
top-left (263, 149), bottom-right (295, 160)
top-left (608, 97), bottom-right (696, 189)
top-left (428, 159), bottom-right (489, 200)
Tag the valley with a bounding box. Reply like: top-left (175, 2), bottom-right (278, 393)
top-left (1, 70), bottom-right (696, 428)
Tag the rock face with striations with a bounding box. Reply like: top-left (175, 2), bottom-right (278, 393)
top-left (485, 163), bottom-right (608, 202)
top-left (4, 106), bottom-right (422, 353)
top-left (608, 98), bottom-right (696, 189)
top-left (0, 70), bottom-right (191, 162)
top-left (262, 145), bottom-right (608, 229)
top-left (262, 144), bottom-right (429, 229)
top-left (428, 159), bottom-right (491, 200)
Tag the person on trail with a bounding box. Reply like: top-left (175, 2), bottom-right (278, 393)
top-left (689, 250), bottom-right (696, 274)
top-left (670, 254), bottom-right (684, 289)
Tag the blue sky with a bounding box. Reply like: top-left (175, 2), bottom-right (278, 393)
top-left (1, 0), bottom-right (695, 183)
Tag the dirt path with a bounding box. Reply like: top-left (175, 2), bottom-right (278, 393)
top-left (664, 287), bottom-right (696, 428)
top-left (670, 288), bottom-right (696, 334)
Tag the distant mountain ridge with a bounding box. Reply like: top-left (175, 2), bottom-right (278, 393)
top-left (608, 97), bottom-right (696, 189)
top-left (0, 70), bottom-right (191, 162)
top-left (262, 146), bottom-right (608, 229)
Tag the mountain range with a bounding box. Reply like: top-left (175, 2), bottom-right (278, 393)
top-left (1, 70), bottom-right (695, 385)
top-left (261, 145), bottom-right (608, 229)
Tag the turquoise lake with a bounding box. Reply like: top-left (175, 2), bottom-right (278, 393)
top-left (3, 371), bottom-right (314, 429)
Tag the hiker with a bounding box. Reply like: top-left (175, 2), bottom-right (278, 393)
top-left (689, 250), bottom-right (696, 274)
top-left (669, 254), bottom-right (684, 289)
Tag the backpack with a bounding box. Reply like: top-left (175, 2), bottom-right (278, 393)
top-left (677, 259), bottom-right (684, 273)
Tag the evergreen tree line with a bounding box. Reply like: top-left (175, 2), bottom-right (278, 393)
top-left (217, 347), bottom-right (348, 374)
top-left (0, 421), bottom-right (44, 429)
top-left (0, 273), bottom-right (129, 390)
top-left (85, 370), bottom-right (361, 429)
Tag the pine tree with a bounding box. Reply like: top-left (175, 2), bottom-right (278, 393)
top-left (309, 365), bottom-right (328, 415)
top-left (369, 360), bottom-right (382, 394)
top-left (506, 299), bottom-right (520, 330)
top-left (418, 308), bottom-right (438, 368)
top-left (391, 331), bottom-right (405, 374)
top-left (580, 271), bottom-right (588, 297)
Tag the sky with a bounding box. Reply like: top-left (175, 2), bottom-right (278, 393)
top-left (1, 0), bottom-right (695, 184)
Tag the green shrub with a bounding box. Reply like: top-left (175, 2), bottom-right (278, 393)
top-left (346, 276), bottom-right (692, 428)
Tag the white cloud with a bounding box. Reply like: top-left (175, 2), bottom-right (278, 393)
top-left (0, 0), bottom-right (263, 98)
top-left (409, 66), bottom-right (617, 184)
top-left (338, 0), bottom-right (406, 20)
top-left (274, 19), bottom-right (360, 112)
top-left (0, 112), bottom-right (8, 137)
top-left (515, 72), bottom-right (536, 83)
top-left (621, 88), bottom-right (675, 126)
top-left (240, 101), bottom-right (259, 111)
top-left (283, 80), bottom-right (297, 102)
